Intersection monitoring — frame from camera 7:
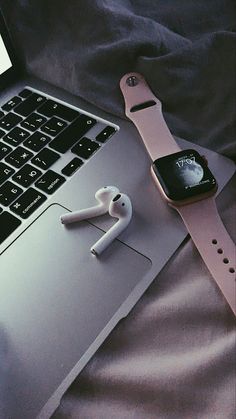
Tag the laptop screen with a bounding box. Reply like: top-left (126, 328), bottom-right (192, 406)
top-left (0, 10), bottom-right (18, 89)
top-left (0, 32), bottom-right (12, 75)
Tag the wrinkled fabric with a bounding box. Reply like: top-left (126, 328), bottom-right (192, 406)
top-left (0, 1), bottom-right (235, 418)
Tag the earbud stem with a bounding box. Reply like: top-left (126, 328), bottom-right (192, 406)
top-left (61, 204), bottom-right (105, 224)
top-left (91, 216), bottom-right (131, 256)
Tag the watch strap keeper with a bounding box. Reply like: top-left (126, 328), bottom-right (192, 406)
top-left (120, 72), bottom-right (180, 161)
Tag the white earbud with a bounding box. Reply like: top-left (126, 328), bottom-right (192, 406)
top-left (60, 186), bottom-right (120, 224)
top-left (91, 193), bottom-right (132, 256)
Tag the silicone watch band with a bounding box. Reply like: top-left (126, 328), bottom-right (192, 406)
top-left (120, 73), bottom-right (180, 160)
top-left (176, 198), bottom-right (236, 315)
top-left (120, 72), bottom-right (236, 315)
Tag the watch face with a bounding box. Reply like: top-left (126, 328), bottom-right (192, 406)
top-left (152, 149), bottom-right (217, 201)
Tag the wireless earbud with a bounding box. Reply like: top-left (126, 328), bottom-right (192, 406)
top-left (91, 193), bottom-right (132, 256)
top-left (60, 186), bottom-right (120, 224)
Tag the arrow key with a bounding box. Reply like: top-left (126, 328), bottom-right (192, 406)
top-left (61, 157), bottom-right (83, 176)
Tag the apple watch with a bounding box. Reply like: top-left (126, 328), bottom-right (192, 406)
top-left (120, 72), bottom-right (236, 316)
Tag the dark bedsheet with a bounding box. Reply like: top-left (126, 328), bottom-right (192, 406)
top-left (0, 1), bottom-right (235, 418)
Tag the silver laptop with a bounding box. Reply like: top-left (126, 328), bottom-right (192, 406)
top-left (0, 11), bottom-right (235, 419)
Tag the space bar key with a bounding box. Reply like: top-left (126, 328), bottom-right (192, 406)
top-left (0, 211), bottom-right (21, 244)
top-left (49, 114), bottom-right (97, 153)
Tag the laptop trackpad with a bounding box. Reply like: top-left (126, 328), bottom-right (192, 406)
top-left (0, 203), bottom-right (151, 419)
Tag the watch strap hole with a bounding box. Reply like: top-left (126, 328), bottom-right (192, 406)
top-left (211, 240), bottom-right (235, 272)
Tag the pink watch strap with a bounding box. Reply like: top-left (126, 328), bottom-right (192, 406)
top-left (120, 72), bottom-right (180, 160)
top-left (176, 198), bottom-right (236, 315)
top-left (120, 72), bottom-right (236, 316)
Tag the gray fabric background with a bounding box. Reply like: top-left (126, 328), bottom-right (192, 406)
top-left (0, 1), bottom-right (235, 418)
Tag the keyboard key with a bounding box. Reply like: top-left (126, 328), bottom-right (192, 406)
top-left (0, 162), bottom-right (15, 185)
top-left (18, 88), bottom-right (32, 98)
top-left (10, 188), bottom-right (47, 218)
top-left (71, 137), bottom-right (100, 159)
top-left (61, 157), bottom-right (83, 176)
top-left (0, 181), bottom-right (23, 206)
top-left (0, 142), bottom-right (12, 160)
top-left (0, 111), bottom-right (4, 119)
top-left (35, 170), bottom-right (65, 194)
top-left (14, 93), bottom-right (47, 117)
top-left (3, 127), bottom-right (30, 146)
top-left (38, 100), bottom-right (79, 122)
top-left (0, 211), bottom-right (21, 244)
top-left (41, 117), bottom-right (67, 136)
top-left (0, 129), bottom-right (5, 138)
top-left (5, 146), bottom-right (34, 168)
top-left (49, 114), bottom-right (96, 153)
top-left (21, 113), bottom-right (47, 132)
top-left (12, 164), bottom-right (42, 187)
top-left (96, 126), bottom-right (116, 143)
top-left (0, 113), bottom-right (23, 131)
top-left (31, 148), bottom-right (60, 170)
top-left (2, 96), bottom-right (22, 112)
top-left (23, 131), bottom-right (51, 152)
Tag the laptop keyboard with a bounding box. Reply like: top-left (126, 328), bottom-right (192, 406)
top-left (0, 88), bottom-right (117, 245)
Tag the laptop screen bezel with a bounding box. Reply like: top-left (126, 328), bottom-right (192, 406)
top-left (0, 10), bottom-right (20, 91)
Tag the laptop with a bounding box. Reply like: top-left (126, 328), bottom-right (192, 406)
top-left (0, 10), bottom-right (235, 419)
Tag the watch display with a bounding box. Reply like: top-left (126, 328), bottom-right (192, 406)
top-left (152, 149), bottom-right (217, 201)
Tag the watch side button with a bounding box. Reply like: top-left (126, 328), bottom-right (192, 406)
top-left (201, 155), bottom-right (208, 166)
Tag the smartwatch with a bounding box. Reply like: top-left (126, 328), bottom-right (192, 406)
top-left (120, 72), bottom-right (236, 316)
